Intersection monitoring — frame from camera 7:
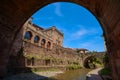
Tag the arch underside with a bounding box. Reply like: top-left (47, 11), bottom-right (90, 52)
top-left (83, 56), bottom-right (101, 69)
top-left (83, 56), bottom-right (94, 68)
top-left (0, 0), bottom-right (120, 79)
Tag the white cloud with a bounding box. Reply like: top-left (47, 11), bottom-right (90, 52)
top-left (80, 42), bottom-right (92, 47)
top-left (77, 37), bottom-right (104, 51)
top-left (70, 25), bottom-right (101, 39)
top-left (77, 40), bottom-right (94, 51)
top-left (53, 3), bottom-right (63, 17)
top-left (72, 29), bottom-right (88, 39)
top-left (77, 29), bottom-right (88, 36)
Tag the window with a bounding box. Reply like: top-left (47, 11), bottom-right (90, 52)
top-left (24, 31), bottom-right (32, 40)
top-left (34, 35), bottom-right (39, 43)
top-left (41, 39), bottom-right (46, 47)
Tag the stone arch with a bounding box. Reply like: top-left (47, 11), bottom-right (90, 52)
top-left (0, 0), bottom-right (120, 79)
top-left (41, 39), bottom-right (46, 48)
top-left (24, 31), bottom-right (33, 40)
top-left (34, 35), bottom-right (40, 43)
top-left (83, 55), bottom-right (102, 69)
top-left (47, 41), bottom-right (51, 49)
top-left (83, 56), bottom-right (96, 69)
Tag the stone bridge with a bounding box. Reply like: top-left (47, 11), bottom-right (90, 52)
top-left (82, 53), bottom-right (104, 68)
top-left (0, 0), bottom-right (120, 79)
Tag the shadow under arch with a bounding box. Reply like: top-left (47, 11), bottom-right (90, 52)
top-left (0, 0), bottom-right (120, 80)
top-left (83, 56), bottom-right (97, 69)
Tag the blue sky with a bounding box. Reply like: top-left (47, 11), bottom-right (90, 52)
top-left (32, 2), bottom-right (105, 52)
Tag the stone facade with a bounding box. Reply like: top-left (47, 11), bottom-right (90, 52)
top-left (8, 19), bottom-right (82, 72)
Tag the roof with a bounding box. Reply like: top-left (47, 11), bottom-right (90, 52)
top-left (32, 24), bottom-right (44, 30)
top-left (28, 21), bottom-right (44, 30)
top-left (44, 26), bottom-right (63, 36)
top-left (76, 48), bottom-right (88, 51)
top-left (28, 20), bottom-right (63, 36)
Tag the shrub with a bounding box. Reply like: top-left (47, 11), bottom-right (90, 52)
top-left (92, 57), bottom-right (102, 65)
top-left (100, 68), bottom-right (111, 75)
top-left (31, 68), bottom-right (60, 72)
top-left (25, 54), bottom-right (41, 59)
top-left (103, 54), bottom-right (109, 64)
top-left (66, 64), bottom-right (82, 70)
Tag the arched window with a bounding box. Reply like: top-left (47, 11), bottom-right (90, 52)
top-left (24, 31), bottom-right (32, 40)
top-left (34, 35), bottom-right (39, 43)
top-left (41, 39), bottom-right (46, 47)
top-left (47, 41), bottom-right (51, 49)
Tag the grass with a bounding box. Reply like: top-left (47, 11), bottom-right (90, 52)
top-left (66, 64), bottom-right (82, 70)
top-left (31, 68), bottom-right (61, 72)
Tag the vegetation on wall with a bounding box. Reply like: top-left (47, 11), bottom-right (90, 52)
top-left (24, 54), bottom-right (42, 59)
top-left (44, 57), bottom-right (53, 60)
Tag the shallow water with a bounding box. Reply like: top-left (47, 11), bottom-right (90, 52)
top-left (3, 69), bottom-right (92, 80)
top-left (47, 69), bottom-right (91, 80)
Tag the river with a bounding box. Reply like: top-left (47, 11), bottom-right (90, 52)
top-left (3, 68), bottom-right (92, 80)
top-left (46, 69), bottom-right (92, 80)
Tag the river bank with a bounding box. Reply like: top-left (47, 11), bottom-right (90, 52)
top-left (3, 71), bottom-right (63, 80)
top-left (86, 68), bottom-right (103, 80)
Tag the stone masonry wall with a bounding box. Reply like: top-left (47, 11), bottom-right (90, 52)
top-left (8, 20), bottom-right (82, 72)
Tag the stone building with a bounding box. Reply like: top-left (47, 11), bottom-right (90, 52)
top-left (76, 48), bottom-right (88, 54)
top-left (23, 18), bottom-right (63, 49)
top-left (8, 19), bottom-right (82, 72)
